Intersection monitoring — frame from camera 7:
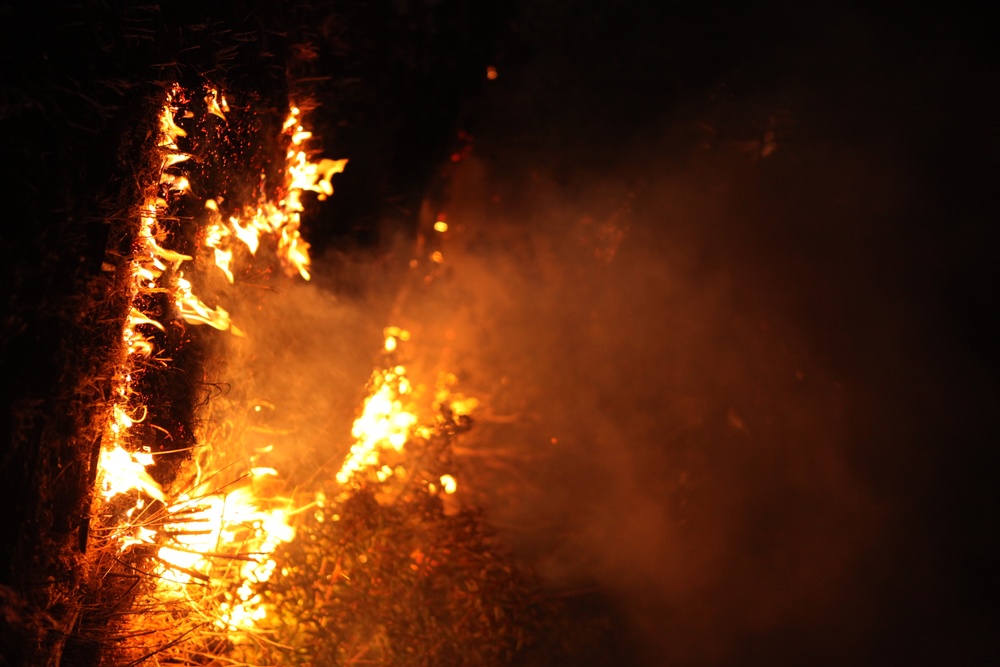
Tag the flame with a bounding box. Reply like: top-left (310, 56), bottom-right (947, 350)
top-left (99, 445), bottom-right (165, 502)
top-left (158, 106), bottom-right (186, 149)
top-left (440, 474), bottom-right (458, 495)
top-left (336, 329), bottom-right (477, 496)
top-left (199, 105), bottom-right (347, 282)
top-left (204, 202), bottom-right (236, 283)
top-left (336, 328), bottom-right (436, 486)
top-left (336, 362), bottom-right (420, 485)
top-left (205, 86), bottom-right (228, 121)
top-left (436, 372), bottom-right (480, 417)
top-left (122, 472), bottom-right (297, 631)
top-left (175, 274), bottom-right (244, 335)
top-left (94, 83), bottom-right (364, 650)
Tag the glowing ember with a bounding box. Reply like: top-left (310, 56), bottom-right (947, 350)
top-left (440, 474), bottom-right (458, 495)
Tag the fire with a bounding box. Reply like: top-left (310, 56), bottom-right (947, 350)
top-left (93, 80), bottom-right (482, 663)
top-left (436, 372), bottom-right (480, 417)
top-left (95, 85), bottom-right (338, 641)
top-left (174, 273), bottom-right (243, 335)
top-left (335, 328), bottom-right (476, 495)
top-left (197, 105), bottom-right (348, 283)
top-left (439, 473), bottom-right (458, 495)
top-left (336, 334), bottom-right (422, 486)
top-left (158, 105), bottom-right (186, 148)
top-left (205, 86), bottom-right (229, 121)
top-left (132, 472), bottom-right (297, 631)
top-left (99, 445), bottom-right (164, 502)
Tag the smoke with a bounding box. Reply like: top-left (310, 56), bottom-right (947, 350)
top-left (397, 142), bottom-right (881, 665)
top-left (185, 6), bottom-right (995, 664)
top-left (195, 253), bottom-right (400, 486)
top-left (362, 35), bottom-right (994, 662)
top-left (204, 100), bottom-right (975, 665)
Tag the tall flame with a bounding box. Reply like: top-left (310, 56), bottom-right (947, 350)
top-left (200, 105), bottom-right (348, 283)
top-left (335, 329), bottom-right (426, 486)
top-left (335, 328), bottom-right (477, 495)
top-left (94, 85), bottom-right (348, 644)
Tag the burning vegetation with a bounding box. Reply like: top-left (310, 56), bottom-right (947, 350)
top-left (36, 74), bottom-right (572, 666)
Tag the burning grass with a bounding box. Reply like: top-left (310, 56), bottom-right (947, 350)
top-left (1, 8), bottom-right (618, 663)
top-left (252, 474), bottom-right (552, 666)
top-left (110, 405), bottom-right (558, 666)
top-left (64, 79), bottom-right (564, 666)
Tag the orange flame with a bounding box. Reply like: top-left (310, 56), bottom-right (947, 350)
top-left (174, 274), bottom-right (244, 336)
top-left (200, 106), bottom-right (348, 282)
top-left (336, 329), bottom-right (477, 494)
top-left (336, 329), bottom-right (425, 486)
top-left (95, 84), bottom-right (358, 645)
top-left (99, 445), bottom-right (164, 502)
top-left (121, 468), bottom-right (298, 631)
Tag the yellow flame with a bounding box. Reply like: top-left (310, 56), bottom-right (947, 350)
top-left (118, 475), bottom-right (298, 631)
top-left (124, 324), bottom-right (154, 357)
top-left (127, 308), bottom-right (164, 332)
top-left (230, 215), bottom-right (261, 255)
top-left (161, 151), bottom-right (189, 170)
top-left (337, 364), bottom-right (419, 485)
top-left (205, 87), bottom-right (228, 121)
top-left (99, 446), bottom-right (165, 502)
top-left (158, 106), bottom-right (186, 149)
top-left (160, 173), bottom-right (190, 194)
top-left (200, 107), bottom-right (347, 282)
top-left (175, 274), bottom-right (244, 335)
top-left (336, 330), bottom-right (477, 494)
top-left (435, 372), bottom-right (480, 417)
